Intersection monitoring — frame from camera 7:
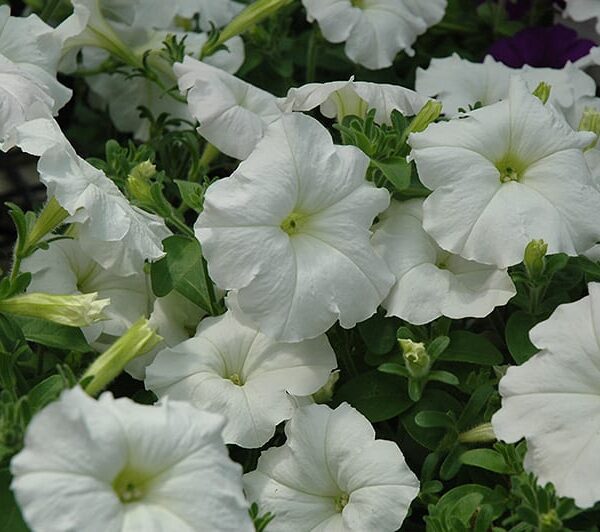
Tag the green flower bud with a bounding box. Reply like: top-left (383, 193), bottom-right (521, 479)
top-left (127, 161), bottom-right (156, 205)
top-left (578, 107), bottom-right (600, 150)
top-left (399, 339), bottom-right (431, 379)
top-left (0, 292), bottom-right (109, 327)
top-left (312, 371), bottom-right (340, 404)
top-left (82, 318), bottom-right (163, 396)
top-left (406, 100), bottom-right (443, 135)
top-left (524, 239), bottom-right (547, 280)
top-left (539, 510), bottom-right (563, 532)
top-left (458, 422), bottom-right (496, 444)
top-left (532, 82), bottom-right (552, 104)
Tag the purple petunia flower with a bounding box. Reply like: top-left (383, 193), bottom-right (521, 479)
top-left (489, 24), bottom-right (596, 68)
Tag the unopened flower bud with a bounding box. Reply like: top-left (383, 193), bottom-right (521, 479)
top-left (578, 107), bottom-right (600, 150)
top-left (524, 239), bottom-right (547, 280)
top-left (458, 422), bottom-right (496, 444)
top-left (0, 292), bottom-right (109, 327)
top-left (82, 318), bottom-right (163, 396)
top-left (407, 100), bottom-right (443, 135)
top-left (399, 339), bottom-right (431, 379)
top-left (127, 161), bottom-right (156, 204)
top-left (532, 82), bottom-right (552, 104)
top-left (539, 509), bottom-right (562, 532)
top-left (23, 197), bottom-right (69, 254)
top-left (312, 370), bottom-right (340, 404)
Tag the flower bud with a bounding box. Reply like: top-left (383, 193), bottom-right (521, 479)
top-left (82, 318), bottom-right (163, 396)
top-left (539, 510), bottom-right (562, 532)
top-left (524, 239), bottom-right (547, 280)
top-left (407, 100), bottom-right (443, 135)
top-left (127, 161), bottom-right (156, 205)
top-left (458, 422), bottom-right (496, 443)
top-left (578, 107), bottom-right (600, 150)
top-left (0, 292), bottom-right (109, 327)
top-left (399, 339), bottom-right (431, 379)
top-left (23, 197), bottom-right (69, 254)
top-left (532, 82), bottom-right (552, 104)
top-left (312, 370), bottom-right (340, 404)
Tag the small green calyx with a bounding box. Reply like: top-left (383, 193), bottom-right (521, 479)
top-left (280, 212), bottom-right (307, 236)
top-left (539, 509), bottom-right (563, 532)
top-left (113, 469), bottom-right (148, 504)
top-left (334, 493), bottom-right (350, 512)
top-left (524, 239), bottom-right (548, 280)
top-left (532, 82), bottom-right (552, 104)
top-left (229, 373), bottom-right (243, 386)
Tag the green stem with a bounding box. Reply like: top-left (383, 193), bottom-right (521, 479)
top-left (166, 214), bottom-right (195, 237)
top-left (199, 143), bottom-right (220, 170)
top-left (306, 29), bottom-right (319, 83)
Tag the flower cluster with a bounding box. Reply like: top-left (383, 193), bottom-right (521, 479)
top-left (2, 1), bottom-right (600, 531)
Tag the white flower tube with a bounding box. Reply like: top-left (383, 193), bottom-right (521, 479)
top-left (493, 283), bottom-right (600, 508)
top-left (11, 386), bottom-right (253, 531)
top-left (409, 76), bottom-right (600, 268)
top-left (244, 403), bottom-right (419, 531)
top-left (195, 113), bottom-right (394, 341)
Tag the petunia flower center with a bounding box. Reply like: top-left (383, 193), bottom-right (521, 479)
top-left (229, 373), bottom-right (243, 386)
top-left (113, 468), bottom-right (149, 504)
top-left (280, 212), bottom-right (308, 236)
top-left (350, 0), bottom-right (365, 7)
top-left (496, 155), bottom-right (525, 184)
top-left (334, 492), bottom-right (350, 512)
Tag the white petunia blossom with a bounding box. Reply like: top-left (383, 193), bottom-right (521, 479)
top-left (372, 199), bottom-right (516, 324)
top-left (564, 0), bottom-right (600, 34)
top-left (0, 6), bottom-right (71, 140)
top-left (302, 0), bottom-right (447, 70)
top-left (244, 403), bottom-right (420, 531)
top-left (9, 118), bottom-right (170, 276)
top-left (11, 386), bottom-right (253, 532)
top-left (146, 311), bottom-right (336, 448)
top-left (415, 54), bottom-right (596, 115)
top-left (60, 0), bottom-right (245, 139)
top-left (22, 239), bottom-right (150, 345)
top-left (409, 76), bottom-right (600, 268)
top-left (195, 113), bottom-right (394, 342)
top-left (492, 283), bottom-right (600, 509)
top-left (175, 56), bottom-right (281, 160)
top-left (281, 78), bottom-right (428, 123)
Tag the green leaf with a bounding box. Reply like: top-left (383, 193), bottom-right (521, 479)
top-left (334, 371), bottom-right (412, 422)
top-left (378, 362), bottom-right (409, 378)
top-left (415, 410), bottom-right (455, 430)
top-left (428, 370), bottom-right (460, 386)
top-left (0, 469), bottom-right (28, 532)
top-left (460, 448), bottom-right (509, 474)
top-left (27, 375), bottom-right (65, 412)
top-left (175, 180), bottom-right (204, 213)
top-left (371, 157), bottom-right (412, 191)
top-left (505, 311), bottom-right (539, 364)
top-left (13, 316), bottom-right (90, 352)
top-left (357, 313), bottom-right (398, 355)
top-left (439, 331), bottom-right (503, 365)
top-left (150, 235), bottom-right (215, 314)
top-left (427, 335), bottom-right (450, 360)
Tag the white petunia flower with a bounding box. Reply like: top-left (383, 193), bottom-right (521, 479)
top-left (409, 76), bottom-right (600, 268)
top-left (415, 54), bottom-right (596, 115)
top-left (22, 239), bottom-right (150, 345)
top-left (146, 311), bottom-right (336, 448)
top-left (9, 118), bottom-right (170, 276)
top-left (372, 199), bottom-right (516, 324)
top-left (244, 403), bottom-right (420, 531)
top-left (0, 6), bottom-right (71, 139)
top-left (281, 78), bottom-right (428, 123)
top-left (175, 56), bottom-right (281, 160)
top-left (492, 283), bottom-right (600, 509)
top-left (564, 0), bottom-right (600, 34)
top-left (195, 113), bottom-right (394, 342)
top-left (302, 0), bottom-right (447, 70)
top-left (11, 386), bottom-right (253, 532)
